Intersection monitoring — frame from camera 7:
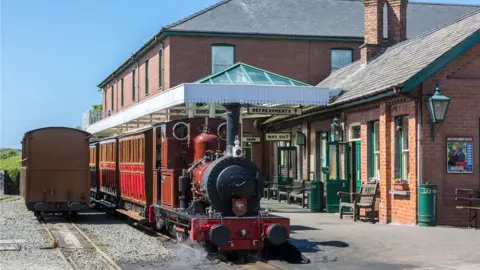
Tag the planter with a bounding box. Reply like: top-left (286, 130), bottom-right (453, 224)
top-left (393, 184), bottom-right (409, 191)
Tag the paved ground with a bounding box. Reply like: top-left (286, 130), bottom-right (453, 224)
top-left (261, 200), bottom-right (480, 270)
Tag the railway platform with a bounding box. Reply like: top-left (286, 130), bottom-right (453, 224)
top-left (260, 200), bottom-right (480, 270)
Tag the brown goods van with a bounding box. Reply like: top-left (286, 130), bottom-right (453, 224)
top-left (20, 127), bottom-right (91, 214)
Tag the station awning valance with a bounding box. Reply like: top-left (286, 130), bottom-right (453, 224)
top-left (85, 83), bottom-right (341, 136)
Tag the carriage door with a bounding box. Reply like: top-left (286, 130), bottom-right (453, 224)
top-left (153, 125), bottom-right (164, 205)
top-left (277, 146), bottom-right (297, 186)
top-left (325, 140), bottom-right (350, 213)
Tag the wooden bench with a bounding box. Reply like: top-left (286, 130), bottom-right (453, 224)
top-left (278, 180), bottom-right (304, 203)
top-left (264, 182), bottom-right (277, 200)
top-left (337, 181), bottom-right (379, 222)
top-left (454, 188), bottom-right (480, 229)
top-left (288, 181), bottom-right (311, 208)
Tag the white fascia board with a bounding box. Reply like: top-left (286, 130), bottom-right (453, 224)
top-left (87, 83), bottom-right (337, 134)
top-left (182, 83), bottom-right (334, 106)
top-left (87, 84), bottom-right (186, 134)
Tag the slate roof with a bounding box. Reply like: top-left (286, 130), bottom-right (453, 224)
top-left (318, 8), bottom-right (480, 104)
top-left (98, 0), bottom-right (479, 88)
top-left (263, 8), bottom-right (480, 125)
top-left (169, 0), bottom-right (479, 39)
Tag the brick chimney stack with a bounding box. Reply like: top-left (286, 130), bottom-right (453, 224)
top-left (360, 0), bottom-right (386, 64)
top-left (387, 0), bottom-right (408, 44)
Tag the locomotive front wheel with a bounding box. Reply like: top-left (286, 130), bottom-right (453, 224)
top-left (176, 231), bottom-right (187, 242)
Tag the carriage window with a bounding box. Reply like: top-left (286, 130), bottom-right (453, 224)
top-left (128, 141), bottom-right (132, 162)
top-left (134, 140), bottom-right (138, 163)
top-left (141, 138), bottom-right (145, 162)
top-left (139, 139), bottom-right (143, 163)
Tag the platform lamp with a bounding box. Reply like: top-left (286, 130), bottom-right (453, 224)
top-left (426, 82), bottom-right (451, 142)
top-left (330, 117), bottom-right (343, 142)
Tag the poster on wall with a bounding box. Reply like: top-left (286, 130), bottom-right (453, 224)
top-left (447, 137), bottom-right (473, 173)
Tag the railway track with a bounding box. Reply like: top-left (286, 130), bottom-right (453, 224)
top-left (40, 215), bottom-right (122, 270)
top-left (129, 221), bottom-right (287, 270)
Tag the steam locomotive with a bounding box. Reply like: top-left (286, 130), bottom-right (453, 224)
top-left (90, 103), bottom-right (290, 253)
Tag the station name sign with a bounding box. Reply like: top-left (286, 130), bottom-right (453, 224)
top-left (242, 137), bottom-right (261, 143)
top-left (247, 106), bottom-right (302, 115)
top-left (265, 133), bottom-right (291, 141)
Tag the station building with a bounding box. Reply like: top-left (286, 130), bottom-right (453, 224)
top-left (84, 0), bottom-right (480, 227)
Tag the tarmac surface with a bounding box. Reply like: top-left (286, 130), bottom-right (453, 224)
top-left (261, 200), bottom-right (480, 270)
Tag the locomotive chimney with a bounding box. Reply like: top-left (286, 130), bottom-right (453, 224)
top-left (223, 103), bottom-right (241, 156)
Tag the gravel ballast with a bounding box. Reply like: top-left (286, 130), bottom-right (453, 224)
top-left (75, 212), bottom-right (175, 268)
top-left (0, 197), bottom-right (69, 270)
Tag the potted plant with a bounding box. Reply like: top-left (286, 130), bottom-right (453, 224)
top-left (393, 178), bottom-right (409, 190)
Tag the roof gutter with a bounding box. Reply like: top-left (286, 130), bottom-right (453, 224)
top-left (262, 89), bottom-right (396, 126)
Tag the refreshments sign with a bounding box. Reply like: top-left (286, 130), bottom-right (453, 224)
top-left (248, 106), bottom-right (302, 115)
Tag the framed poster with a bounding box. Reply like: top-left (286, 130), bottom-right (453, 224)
top-left (447, 137), bottom-right (473, 174)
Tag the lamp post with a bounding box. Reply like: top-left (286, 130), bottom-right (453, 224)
top-left (426, 82), bottom-right (451, 142)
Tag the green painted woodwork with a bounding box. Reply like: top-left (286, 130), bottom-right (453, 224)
top-left (325, 141), bottom-right (350, 213)
top-left (277, 146), bottom-right (297, 186)
top-left (355, 140), bottom-right (361, 193)
top-left (401, 30), bottom-right (480, 93)
top-left (309, 181), bottom-right (323, 212)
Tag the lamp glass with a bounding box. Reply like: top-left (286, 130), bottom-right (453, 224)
top-left (427, 85), bottom-right (451, 123)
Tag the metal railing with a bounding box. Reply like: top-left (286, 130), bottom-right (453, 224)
top-left (82, 110), bottom-right (111, 131)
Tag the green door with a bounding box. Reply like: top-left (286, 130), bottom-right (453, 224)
top-left (325, 141), bottom-right (350, 213)
top-left (355, 141), bottom-right (362, 193)
top-left (277, 146), bottom-right (297, 186)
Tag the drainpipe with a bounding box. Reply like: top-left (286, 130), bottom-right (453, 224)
top-left (417, 100), bottom-right (422, 187)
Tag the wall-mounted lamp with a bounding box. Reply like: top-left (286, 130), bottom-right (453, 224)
top-left (425, 82), bottom-right (451, 142)
top-left (330, 117), bottom-right (343, 142)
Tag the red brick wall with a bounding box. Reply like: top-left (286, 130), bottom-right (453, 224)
top-left (168, 35), bottom-right (361, 88)
top-left (101, 40), bottom-right (169, 115)
top-left (421, 43), bottom-right (480, 226)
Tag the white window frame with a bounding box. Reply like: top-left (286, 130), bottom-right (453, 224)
top-left (349, 122), bottom-right (361, 142)
top-left (401, 116), bottom-right (409, 179)
top-left (211, 44), bottom-right (235, 74)
top-left (331, 49), bottom-right (353, 71)
top-left (373, 121), bottom-right (380, 181)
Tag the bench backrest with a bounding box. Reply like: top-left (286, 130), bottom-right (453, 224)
top-left (356, 182), bottom-right (379, 205)
top-left (455, 188), bottom-right (480, 203)
top-left (291, 180), bottom-right (305, 194)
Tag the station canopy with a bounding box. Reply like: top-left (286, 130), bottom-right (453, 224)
top-left (84, 63), bottom-right (341, 137)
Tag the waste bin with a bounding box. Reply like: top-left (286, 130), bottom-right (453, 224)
top-left (309, 181), bottom-right (324, 212)
top-left (418, 184), bottom-right (437, 226)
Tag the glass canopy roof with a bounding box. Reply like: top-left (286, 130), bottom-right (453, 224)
top-left (195, 62), bottom-right (311, 86)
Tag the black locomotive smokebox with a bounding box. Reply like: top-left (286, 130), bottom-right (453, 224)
top-left (217, 165), bottom-right (255, 200)
top-left (267, 224), bottom-right (287, 246)
top-left (209, 224), bottom-right (231, 247)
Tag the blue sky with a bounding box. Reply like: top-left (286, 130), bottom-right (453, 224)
top-left (0, 0), bottom-right (478, 149)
